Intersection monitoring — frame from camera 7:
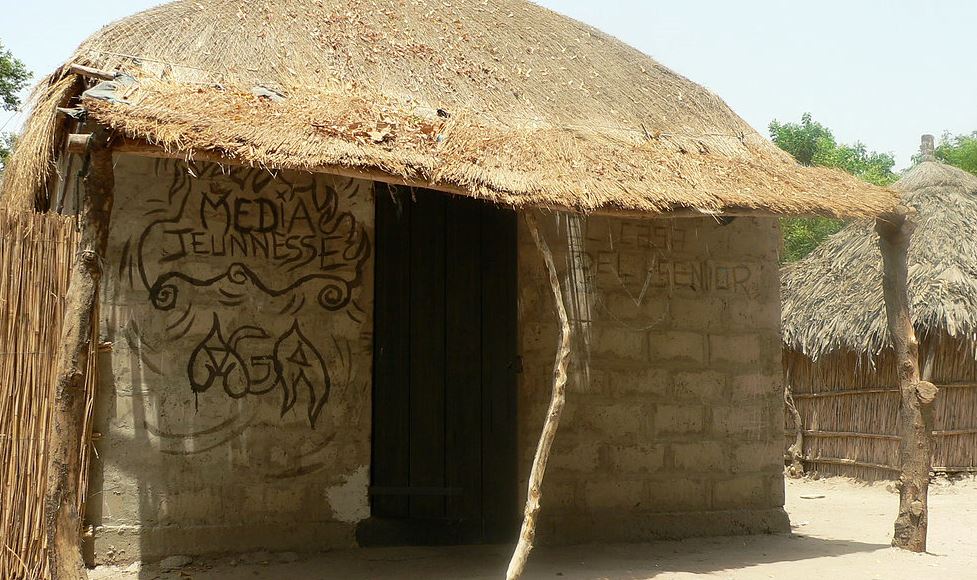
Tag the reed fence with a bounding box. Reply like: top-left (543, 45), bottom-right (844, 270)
top-left (784, 337), bottom-right (977, 481)
top-left (0, 209), bottom-right (94, 580)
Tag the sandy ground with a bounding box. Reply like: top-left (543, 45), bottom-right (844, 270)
top-left (90, 477), bottom-right (977, 580)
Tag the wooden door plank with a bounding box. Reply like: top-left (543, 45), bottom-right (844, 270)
top-left (445, 196), bottom-right (484, 531)
top-left (480, 205), bottom-right (519, 542)
top-left (371, 184), bottom-right (412, 518)
top-left (409, 189), bottom-right (447, 519)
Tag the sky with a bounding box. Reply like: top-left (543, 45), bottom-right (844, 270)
top-left (3, 0), bottom-right (976, 169)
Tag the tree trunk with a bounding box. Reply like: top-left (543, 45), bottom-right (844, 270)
top-left (506, 214), bottom-right (572, 580)
top-left (876, 206), bottom-right (935, 553)
top-left (44, 131), bottom-right (114, 580)
top-left (784, 384), bottom-right (804, 478)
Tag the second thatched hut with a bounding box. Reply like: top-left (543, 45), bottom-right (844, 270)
top-left (782, 135), bottom-right (977, 480)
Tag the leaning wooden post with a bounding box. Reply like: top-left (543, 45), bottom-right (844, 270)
top-left (44, 129), bottom-right (115, 580)
top-left (506, 214), bottom-right (572, 580)
top-left (876, 205), bottom-right (937, 553)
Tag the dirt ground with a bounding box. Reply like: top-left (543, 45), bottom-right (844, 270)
top-left (90, 476), bottom-right (977, 580)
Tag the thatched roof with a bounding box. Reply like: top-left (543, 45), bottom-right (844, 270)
top-left (782, 147), bottom-right (977, 360)
top-left (2, 0), bottom-right (898, 216)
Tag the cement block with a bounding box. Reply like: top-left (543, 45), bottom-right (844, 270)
top-left (672, 441), bottom-right (727, 473)
top-left (599, 367), bottom-right (670, 398)
top-left (576, 403), bottom-right (645, 439)
top-left (726, 296), bottom-right (780, 331)
top-left (606, 444), bottom-right (666, 474)
top-left (550, 440), bottom-right (602, 473)
top-left (644, 477), bottom-right (710, 512)
top-left (709, 333), bottom-right (762, 367)
top-left (731, 373), bottom-right (781, 400)
top-left (600, 290), bottom-right (670, 328)
top-left (655, 405), bottom-right (705, 436)
top-left (648, 331), bottom-right (706, 364)
top-left (590, 326), bottom-right (648, 361)
top-left (669, 296), bottom-right (727, 331)
top-left (583, 479), bottom-right (646, 510)
top-left (672, 370), bottom-right (728, 403)
top-left (712, 476), bottom-right (771, 509)
top-left (712, 405), bottom-right (768, 440)
top-left (731, 440), bottom-right (783, 473)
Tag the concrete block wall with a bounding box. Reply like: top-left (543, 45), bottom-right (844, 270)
top-left (89, 156), bottom-right (375, 563)
top-left (517, 213), bottom-right (789, 543)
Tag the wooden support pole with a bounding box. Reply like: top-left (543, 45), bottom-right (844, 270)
top-left (66, 134), bottom-right (93, 155)
top-left (67, 64), bottom-right (116, 81)
top-left (506, 214), bottom-right (572, 580)
top-left (44, 129), bottom-right (115, 580)
top-left (876, 205), bottom-right (937, 553)
top-left (784, 384), bottom-right (804, 478)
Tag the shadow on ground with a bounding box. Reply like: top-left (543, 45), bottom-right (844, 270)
top-left (117, 532), bottom-right (888, 580)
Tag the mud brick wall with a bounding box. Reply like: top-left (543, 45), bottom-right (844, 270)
top-left (517, 213), bottom-right (789, 543)
top-left (88, 156), bottom-right (375, 563)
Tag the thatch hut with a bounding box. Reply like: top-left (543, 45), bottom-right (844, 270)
top-left (782, 136), bottom-right (977, 480)
top-left (0, 0), bottom-right (898, 574)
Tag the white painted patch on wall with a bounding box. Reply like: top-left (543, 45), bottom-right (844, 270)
top-left (325, 465), bottom-right (370, 523)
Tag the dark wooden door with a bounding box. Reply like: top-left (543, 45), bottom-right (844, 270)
top-left (365, 184), bottom-right (518, 546)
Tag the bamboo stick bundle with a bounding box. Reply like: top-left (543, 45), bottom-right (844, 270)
top-left (0, 209), bottom-right (80, 580)
top-left (784, 333), bottom-right (977, 480)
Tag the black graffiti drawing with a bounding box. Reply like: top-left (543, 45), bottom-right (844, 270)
top-left (274, 321), bottom-right (331, 428)
top-left (119, 159), bottom-right (370, 430)
top-left (188, 314), bottom-right (331, 428)
top-left (148, 262), bottom-right (359, 312)
top-left (127, 161), bottom-right (371, 314)
top-left (187, 314), bottom-right (251, 398)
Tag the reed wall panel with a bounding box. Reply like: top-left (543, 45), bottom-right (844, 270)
top-left (784, 337), bottom-right (977, 481)
top-left (0, 209), bottom-right (85, 580)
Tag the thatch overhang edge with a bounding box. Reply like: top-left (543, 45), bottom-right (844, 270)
top-left (10, 77), bottom-right (892, 219)
top-left (783, 160), bottom-right (977, 361)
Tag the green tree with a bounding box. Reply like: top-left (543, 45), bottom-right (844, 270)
top-left (0, 132), bottom-right (17, 174)
top-left (769, 113), bottom-right (897, 261)
top-left (0, 41), bottom-right (30, 112)
top-left (770, 113), bottom-right (897, 186)
top-left (933, 131), bottom-right (977, 176)
top-left (0, 41), bottom-right (31, 175)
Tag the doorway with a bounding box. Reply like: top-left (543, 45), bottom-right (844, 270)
top-left (363, 184), bottom-right (518, 545)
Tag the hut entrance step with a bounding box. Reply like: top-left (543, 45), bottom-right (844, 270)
top-left (362, 184), bottom-right (518, 547)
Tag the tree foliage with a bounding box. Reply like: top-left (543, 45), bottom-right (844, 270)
top-left (933, 131), bottom-right (977, 176)
top-left (769, 113), bottom-right (897, 187)
top-left (0, 41), bottom-right (30, 176)
top-left (0, 41), bottom-right (29, 112)
top-left (0, 132), bottom-right (17, 174)
top-left (769, 113), bottom-right (897, 261)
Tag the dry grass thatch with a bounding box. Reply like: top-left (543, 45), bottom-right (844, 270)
top-left (2, 0), bottom-right (897, 217)
top-left (0, 209), bottom-right (96, 580)
top-left (782, 159), bottom-right (977, 360)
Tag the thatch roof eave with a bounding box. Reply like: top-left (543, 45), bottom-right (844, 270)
top-left (783, 160), bottom-right (977, 360)
top-left (0, 0), bottom-right (899, 217)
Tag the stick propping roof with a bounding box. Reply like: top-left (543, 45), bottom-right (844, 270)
top-left (783, 139), bottom-right (977, 360)
top-left (2, 0), bottom-right (898, 216)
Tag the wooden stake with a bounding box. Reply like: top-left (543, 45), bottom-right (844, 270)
top-left (44, 128), bottom-right (115, 580)
top-left (506, 213), bottom-right (572, 580)
top-left (784, 384), bottom-right (804, 478)
top-left (67, 64), bottom-right (116, 82)
top-left (876, 205), bottom-right (936, 553)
